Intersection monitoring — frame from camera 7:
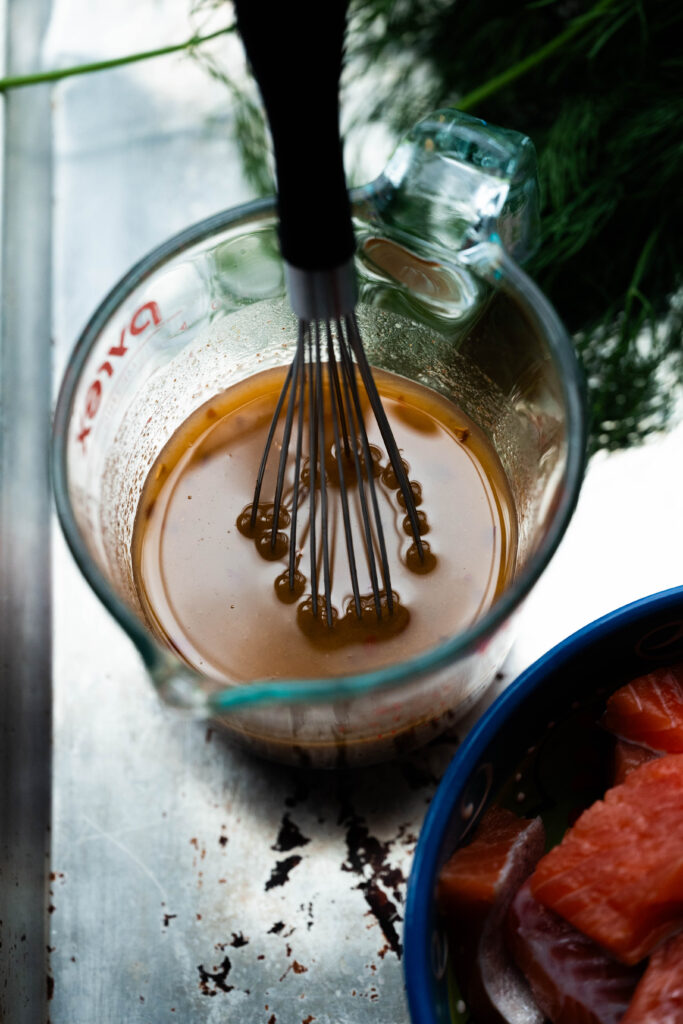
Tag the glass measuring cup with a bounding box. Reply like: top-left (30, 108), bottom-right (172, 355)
top-left (52, 110), bottom-right (586, 766)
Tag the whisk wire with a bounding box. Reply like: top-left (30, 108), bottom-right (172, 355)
top-left (325, 322), bottom-right (363, 619)
top-left (251, 359), bottom-right (294, 528)
top-left (307, 326), bottom-right (319, 615)
top-left (327, 327), bottom-right (351, 459)
top-left (345, 313), bottom-right (424, 556)
top-left (288, 323), bottom-right (307, 586)
top-left (271, 331), bottom-right (302, 551)
top-left (314, 321), bottom-right (334, 625)
top-left (331, 319), bottom-right (387, 614)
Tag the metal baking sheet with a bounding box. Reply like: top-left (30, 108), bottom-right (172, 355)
top-left (2, 2), bottom-right (683, 1022)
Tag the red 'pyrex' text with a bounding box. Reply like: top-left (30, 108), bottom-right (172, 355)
top-left (76, 301), bottom-right (161, 452)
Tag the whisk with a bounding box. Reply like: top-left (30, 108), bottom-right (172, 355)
top-left (234, 0), bottom-right (423, 625)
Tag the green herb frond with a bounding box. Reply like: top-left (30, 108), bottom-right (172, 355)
top-left (29, 0), bottom-right (673, 453)
top-left (344, 0), bottom-right (683, 450)
top-left (189, 43), bottom-right (274, 197)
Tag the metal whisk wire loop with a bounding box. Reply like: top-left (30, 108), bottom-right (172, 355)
top-left (252, 316), bottom-right (424, 625)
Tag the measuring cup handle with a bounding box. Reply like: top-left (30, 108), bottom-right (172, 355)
top-left (367, 108), bottom-right (541, 266)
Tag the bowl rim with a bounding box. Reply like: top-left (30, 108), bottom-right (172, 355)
top-left (52, 194), bottom-right (588, 712)
top-left (403, 582), bottom-right (683, 1024)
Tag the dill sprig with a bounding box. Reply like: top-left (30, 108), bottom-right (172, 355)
top-left (209, 0), bottom-right (682, 450)
top-left (2, 0), bottom-right (679, 450)
top-left (346, 0), bottom-right (683, 451)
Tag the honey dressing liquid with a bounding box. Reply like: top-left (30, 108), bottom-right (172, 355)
top-left (132, 365), bottom-right (517, 682)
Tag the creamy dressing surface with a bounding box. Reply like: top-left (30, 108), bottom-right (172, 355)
top-left (132, 365), bottom-right (517, 682)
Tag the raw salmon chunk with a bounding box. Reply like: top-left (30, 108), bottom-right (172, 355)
top-left (438, 805), bottom-right (545, 1024)
top-left (507, 879), bottom-right (642, 1024)
top-left (604, 664), bottom-right (683, 753)
top-left (622, 929), bottom-right (683, 1023)
top-left (612, 739), bottom-right (658, 785)
top-left (530, 754), bottom-right (683, 964)
top-left (438, 804), bottom-right (543, 918)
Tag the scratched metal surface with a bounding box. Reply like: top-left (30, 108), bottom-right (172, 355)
top-left (0, 2), bottom-right (53, 1022)
top-left (24, 1), bottom-right (683, 1022)
top-left (52, 536), bottom-right (475, 1023)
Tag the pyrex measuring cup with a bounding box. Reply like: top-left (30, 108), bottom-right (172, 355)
top-left (52, 110), bottom-right (586, 766)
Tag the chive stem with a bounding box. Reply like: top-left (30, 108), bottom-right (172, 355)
top-left (0, 23), bottom-right (235, 92)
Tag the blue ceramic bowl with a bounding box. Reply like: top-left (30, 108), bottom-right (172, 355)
top-left (403, 584), bottom-right (683, 1024)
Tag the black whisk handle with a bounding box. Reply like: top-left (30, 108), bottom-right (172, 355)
top-left (234, 0), bottom-right (355, 273)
